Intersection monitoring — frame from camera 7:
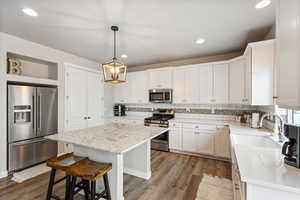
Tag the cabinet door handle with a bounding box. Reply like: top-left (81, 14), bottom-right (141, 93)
top-left (87, 117), bottom-right (91, 119)
top-left (84, 117), bottom-right (87, 120)
top-left (194, 132), bottom-right (200, 134)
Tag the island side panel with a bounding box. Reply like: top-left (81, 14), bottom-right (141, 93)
top-left (124, 141), bottom-right (151, 179)
top-left (73, 145), bottom-right (124, 200)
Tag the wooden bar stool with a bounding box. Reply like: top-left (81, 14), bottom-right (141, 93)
top-left (67, 159), bottom-right (112, 200)
top-left (46, 153), bottom-right (87, 200)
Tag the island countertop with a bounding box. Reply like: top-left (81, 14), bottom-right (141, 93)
top-left (46, 123), bottom-right (168, 154)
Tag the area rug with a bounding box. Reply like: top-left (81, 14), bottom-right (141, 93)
top-left (11, 163), bottom-right (50, 183)
top-left (196, 174), bottom-right (233, 200)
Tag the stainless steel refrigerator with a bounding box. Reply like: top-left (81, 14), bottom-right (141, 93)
top-left (7, 84), bottom-right (58, 172)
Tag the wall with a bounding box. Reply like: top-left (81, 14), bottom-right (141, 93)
top-left (264, 24), bottom-right (276, 40)
top-left (0, 32), bottom-right (113, 177)
top-left (128, 51), bottom-right (242, 72)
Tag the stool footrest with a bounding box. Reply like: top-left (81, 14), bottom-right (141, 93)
top-left (73, 180), bottom-right (89, 195)
top-left (53, 176), bottom-right (67, 185)
top-left (95, 190), bottom-right (108, 200)
top-left (50, 194), bottom-right (63, 200)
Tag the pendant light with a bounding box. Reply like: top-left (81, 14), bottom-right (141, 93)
top-left (102, 26), bottom-right (127, 83)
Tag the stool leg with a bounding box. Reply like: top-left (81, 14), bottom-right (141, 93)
top-left (103, 174), bottom-right (111, 200)
top-left (91, 181), bottom-right (96, 200)
top-left (46, 168), bottom-right (56, 200)
top-left (69, 176), bottom-right (77, 200)
top-left (65, 175), bottom-right (71, 200)
top-left (83, 180), bottom-right (90, 200)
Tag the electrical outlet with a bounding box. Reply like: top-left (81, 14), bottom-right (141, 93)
top-left (211, 107), bottom-right (215, 114)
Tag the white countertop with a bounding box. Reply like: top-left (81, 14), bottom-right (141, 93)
top-left (171, 116), bottom-right (300, 194)
top-left (47, 123), bottom-right (168, 154)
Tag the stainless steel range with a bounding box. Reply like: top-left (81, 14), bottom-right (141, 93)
top-left (144, 109), bottom-right (174, 152)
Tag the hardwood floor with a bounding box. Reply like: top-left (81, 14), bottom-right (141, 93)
top-left (0, 151), bottom-right (231, 200)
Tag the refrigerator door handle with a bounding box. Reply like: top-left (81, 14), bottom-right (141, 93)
top-left (38, 94), bottom-right (42, 131)
top-left (32, 95), bottom-right (35, 131)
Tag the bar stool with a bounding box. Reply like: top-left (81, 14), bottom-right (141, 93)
top-left (67, 159), bottom-right (112, 200)
top-left (46, 153), bottom-right (87, 200)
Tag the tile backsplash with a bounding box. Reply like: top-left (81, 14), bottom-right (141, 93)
top-left (124, 103), bottom-right (274, 116)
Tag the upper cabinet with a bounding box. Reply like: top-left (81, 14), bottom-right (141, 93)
top-left (229, 57), bottom-right (247, 104)
top-left (199, 64), bottom-right (214, 104)
top-left (276, 0), bottom-right (300, 109)
top-left (213, 63), bottom-right (229, 104)
top-left (112, 40), bottom-right (274, 106)
top-left (229, 40), bottom-right (274, 105)
top-left (129, 71), bottom-right (148, 104)
top-left (149, 68), bottom-right (173, 89)
top-left (114, 71), bottom-right (148, 104)
top-left (173, 65), bottom-right (200, 104)
top-left (173, 62), bottom-right (229, 104)
top-left (113, 79), bottom-right (130, 104)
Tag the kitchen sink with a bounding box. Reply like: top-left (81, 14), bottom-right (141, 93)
top-left (232, 135), bottom-right (281, 149)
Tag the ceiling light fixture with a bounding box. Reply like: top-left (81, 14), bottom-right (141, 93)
top-left (102, 26), bottom-right (127, 84)
top-left (256, 0), bottom-right (271, 9)
top-left (196, 38), bottom-right (205, 44)
top-left (121, 54), bottom-right (128, 59)
top-left (22, 8), bottom-right (38, 17)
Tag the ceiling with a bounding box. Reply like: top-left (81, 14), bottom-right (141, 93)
top-left (0, 0), bottom-right (275, 67)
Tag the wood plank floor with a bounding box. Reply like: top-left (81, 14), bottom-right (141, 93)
top-left (0, 151), bottom-right (231, 200)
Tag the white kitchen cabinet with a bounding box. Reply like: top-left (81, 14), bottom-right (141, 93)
top-left (113, 79), bottom-right (130, 103)
top-left (229, 57), bottom-right (247, 104)
top-left (199, 64), bottom-right (214, 103)
top-left (229, 40), bottom-right (274, 106)
top-left (246, 41), bottom-right (274, 105)
top-left (182, 129), bottom-right (215, 155)
top-left (129, 71), bottom-right (148, 104)
top-left (173, 65), bottom-right (199, 104)
top-left (169, 128), bottom-right (182, 150)
top-left (214, 126), bottom-right (231, 159)
top-left (276, 0), bottom-right (300, 109)
top-left (213, 63), bottom-right (229, 104)
top-left (148, 67), bottom-right (173, 89)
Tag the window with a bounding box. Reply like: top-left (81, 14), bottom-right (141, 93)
top-left (277, 107), bottom-right (300, 125)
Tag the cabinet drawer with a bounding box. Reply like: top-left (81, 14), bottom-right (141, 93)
top-left (169, 122), bottom-right (181, 128)
top-left (182, 123), bottom-right (216, 131)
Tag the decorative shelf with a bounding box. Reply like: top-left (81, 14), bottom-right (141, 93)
top-left (6, 74), bottom-right (59, 86)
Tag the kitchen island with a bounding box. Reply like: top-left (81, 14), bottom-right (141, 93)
top-left (47, 123), bottom-right (168, 200)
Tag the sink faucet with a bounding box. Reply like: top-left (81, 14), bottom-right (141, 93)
top-left (259, 112), bottom-right (285, 143)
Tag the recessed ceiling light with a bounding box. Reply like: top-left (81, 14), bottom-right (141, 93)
top-left (195, 38), bottom-right (205, 44)
top-left (22, 8), bottom-right (38, 17)
top-left (256, 0), bottom-right (271, 9)
top-left (121, 54), bottom-right (128, 59)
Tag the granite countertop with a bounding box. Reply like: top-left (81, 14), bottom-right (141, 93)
top-left (47, 123), bottom-right (168, 154)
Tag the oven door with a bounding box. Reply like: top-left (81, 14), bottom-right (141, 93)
top-left (149, 89), bottom-right (172, 103)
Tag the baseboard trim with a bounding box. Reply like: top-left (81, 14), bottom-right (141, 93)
top-left (124, 168), bottom-right (151, 180)
top-left (170, 149), bottom-right (231, 162)
top-left (0, 171), bottom-right (8, 179)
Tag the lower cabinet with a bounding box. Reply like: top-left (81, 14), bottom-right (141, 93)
top-left (169, 122), bottom-right (231, 160)
top-left (232, 150), bottom-right (246, 200)
top-left (182, 130), bottom-right (215, 155)
top-left (169, 128), bottom-right (182, 150)
top-left (214, 126), bottom-right (231, 159)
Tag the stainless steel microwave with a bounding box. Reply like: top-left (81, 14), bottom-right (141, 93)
top-left (149, 89), bottom-right (172, 103)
